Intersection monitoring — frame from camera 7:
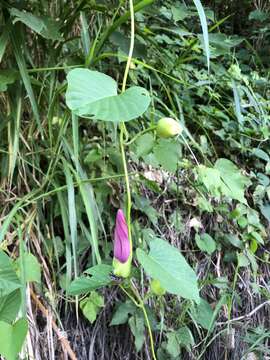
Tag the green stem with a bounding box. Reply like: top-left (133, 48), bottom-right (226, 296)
top-left (93, 0), bottom-right (154, 59)
top-left (119, 0), bottom-right (135, 250)
top-left (141, 303), bottom-right (157, 360)
top-left (118, 4), bottom-right (157, 358)
top-left (124, 125), bottom-right (157, 146)
top-left (129, 281), bottom-right (157, 360)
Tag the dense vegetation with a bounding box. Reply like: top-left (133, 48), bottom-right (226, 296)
top-left (0, 1), bottom-right (270, 359)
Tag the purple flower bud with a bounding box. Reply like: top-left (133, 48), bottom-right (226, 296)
top-left (113, 209), bottom-right (130, 263)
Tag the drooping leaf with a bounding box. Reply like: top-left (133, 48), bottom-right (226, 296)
top-left (260, 203), bottom-right (270, 223)
top-left (80, 291), bottom-right (104, 323)
top-left (135, 133), bottom-right (155, 157)
top-left (66, 69), bottom-right (150, 122)
top-left (128, 312), bottom-right (145, 352)
top-left (136, 238), bottom-right (200, 302)
top-left (0, 290), bottom-right (21, 323)
top-left (0, 318), bottom-right (28, 360)
top-left (0, 251), bottom-right (21, 297)
top-left (10, 8), bottom-right (62, 40)
top-left (176, 326), bottom-right (194, 350)
top-left (110, 301), bottom-right (136, 326)
top-left (190, 298), bottom-right (214, 330)
top-left (0, 70), bottom-right (18, 92)
top-left (67, 264), bottom-right (113, 295)
top-left (153, 139), bottom-right (181, 172)
top-left (195, 233), bottom-right (216, 255)
top-left (16, 253), bottom-right (41, 283)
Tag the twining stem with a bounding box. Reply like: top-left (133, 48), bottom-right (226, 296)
top-left (118, 1), bottom-right (157, 359)
top-left (120, 283), bottom-right (157, 360)
top-left (119, 0), bottom-right (135, 250)
top-left (124, 125), bottom-right (157, 146)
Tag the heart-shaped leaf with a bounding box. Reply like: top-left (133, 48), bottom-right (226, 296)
top-left (0, 318), bottom-right (28, 360)
top-left (66, 69), bottom-right (150, 122)
top-left (136, 238), bottom-right (200, 302)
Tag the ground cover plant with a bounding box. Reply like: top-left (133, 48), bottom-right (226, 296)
top-left (0, 0), bottom-right (270, 359)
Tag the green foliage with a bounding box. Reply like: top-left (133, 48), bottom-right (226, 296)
top-left (137, 238), bottom-right (200, 302)
top-left (110, 301), bottom-right (136, 326)
top-left (195, 233), bottom-right (216, 255)
top-left (1, 0), bottom-right (270, 358)
top-left (197, 159), bottom-right (251, 203)
top-left (10, 8), bottom-right (62, 40)
top-left (80, 291), bottom-right (104, 323)
top-left (0, 251), bottom-right (21, 297)
top-left (128, 312), bottom-right (145, 352)
top-left (66, 69), bottom-right (150, 122)
top-left (68, 264), bottom-right (113, 295)
top-left (0, 318), bottom-right (28, 360)
top-left (0, 290), bottom-right (21, 323)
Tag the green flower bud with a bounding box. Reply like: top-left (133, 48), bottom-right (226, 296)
top-left (113, 257), bottom-right (132, 278)
top-left (150, 279), bottom-right (166, 296)
top-left (156, 117), bottom-right (182, 138)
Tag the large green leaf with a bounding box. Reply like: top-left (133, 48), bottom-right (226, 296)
top-left (67, 264), bottom-right (113, 296)
top-left (0, 290), bottom-right (21, 323)
top-left (136, 238), bottom-right (200, 302)
top-left (10, 8), bottom-right (62, 40)
top-left (0, 318), bottom-right (28, 360)
top-left (0, 251), bottom-right (21, 297)
top-left (66, 69), bottom-right (150, 122)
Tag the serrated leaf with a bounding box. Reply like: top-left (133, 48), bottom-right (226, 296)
top-left (0, 251), bottom-right (21, 297)
top-left (0, 318), bottom-right (28, 360)
top-left (66, 69), bottom-right (150, 122)
top-left (198, 159), bottom-right (250, 204)
top-left (67, 264), bottom-right (112, 295)
top-left (215, 158), bottom-right (251, 204)
top-left (136, 238), bottom-right (199, 302)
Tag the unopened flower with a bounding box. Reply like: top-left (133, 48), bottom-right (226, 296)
top-left (156, 117), bottom-right (182, 138)
top-left (113, 209), bottom-right (132, 278)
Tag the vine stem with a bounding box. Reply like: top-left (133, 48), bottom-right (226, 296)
top-left (120, 283), bottom-right (157, 360)
top-left (118, 1), bottom-right (157, 359)
top-left (119, 0), bottom-right (135, 253)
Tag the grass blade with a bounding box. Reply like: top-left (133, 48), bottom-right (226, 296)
top-left (10, 25), bottom-right (43, 136)
top-left (192, 0), bottom-right (210, 71)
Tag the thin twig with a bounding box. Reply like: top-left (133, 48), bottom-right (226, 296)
top-left (30, 288), bottom-right (77, 360)
top-left (217, 301), bottom-right (270, 325)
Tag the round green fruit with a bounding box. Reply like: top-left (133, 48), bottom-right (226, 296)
top-left (156, 117), bottom-right (182, 138)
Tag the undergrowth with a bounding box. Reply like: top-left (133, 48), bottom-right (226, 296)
top-left (0, 1), bottom-right (270, 359)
